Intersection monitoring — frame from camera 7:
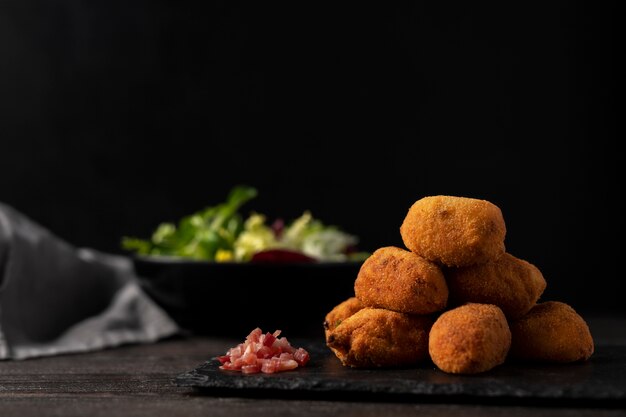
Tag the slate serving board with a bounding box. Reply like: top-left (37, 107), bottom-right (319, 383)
top-left (175, 342), bottom-right (626, 407)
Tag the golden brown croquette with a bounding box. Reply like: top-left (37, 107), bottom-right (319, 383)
top-left (326, 307), bottom-right (433, 368)
top-left (354, 246), bottom-right (448, 315)
top-left (509, 301), bottom-right (594, 363)
top-left (428, 303), bottom-right (511, 374)
top-left (400, 195), bottom-right (506, 267)
top-left (445, 253), bottom-right (547, 319)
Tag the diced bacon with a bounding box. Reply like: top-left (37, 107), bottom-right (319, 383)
top-left (273, 337), bottom-right (296, 353)
top-left (262, 332), bottom-right (276, 347)
top-left (255, 345), bottom-right (272, 359)
top-left (216, 328), bottom-right (310, 374)
top-left (293, 348), bottom-right (310, 366)
top-left (246, 327), bottom-right (263, 343)
top-left (260, 358), bottom-right (278, 374)
top-left (241, 364), bottom-right (261, 374)
top-left (228, 345), bottom-right (243, 358)
top-left (242, 351), bottom-right (257, 366)
top-left (219, 362), bottom-right (236, 371)
top-left (278, 359), bottom-right (299, 371)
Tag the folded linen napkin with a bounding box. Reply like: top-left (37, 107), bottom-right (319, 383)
top-left (0, 202), bottom-right (179, 360)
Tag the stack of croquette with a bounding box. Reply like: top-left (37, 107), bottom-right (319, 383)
top-left (324, 195), bottom-right (594, 374)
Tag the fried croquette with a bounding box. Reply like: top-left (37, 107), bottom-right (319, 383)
top-left (323, 297), bottom-right (363, 339)
top-left (354, 246), bottom-right (448, 315)
top-left (326, 308), bottom-right (433, 368)
top-left (445, 253), bottom-right (547, 320)
top-left (429, 303), bottom-right (511, 374)
top-left (400, 195), bottom-right (506, 267)
top-left (509, 301), bottom-right (594, 363)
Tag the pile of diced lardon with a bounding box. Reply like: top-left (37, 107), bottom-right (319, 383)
top-left (217, 328), bottom-right (310, 374)
top-left (324, 195), bottom-right (594, 374)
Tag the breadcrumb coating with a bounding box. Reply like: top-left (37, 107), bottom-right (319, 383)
top-left (428, 303), bottom-right (511, 374)
top-left (509, 301), bottom-right (594, 363)
top-left (326, 308), bottom-right (433, 368)
top-left (445, 252), bottom-right (547, 319)
top-left (323, 297), bottom-right (364, 340)
top-left (400, 195), bottom-right (506, 267)
top-left (355, 246), bottom-right (448, 314)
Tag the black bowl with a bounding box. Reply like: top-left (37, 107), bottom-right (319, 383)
top-left (132, 255), bottom-right (363, 339)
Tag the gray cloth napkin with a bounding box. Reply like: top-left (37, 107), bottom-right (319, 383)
top-left (0, 202), bottom-right (179, 360)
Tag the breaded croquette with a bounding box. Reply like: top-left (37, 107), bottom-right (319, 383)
top-left (429, 303), bottom-right (511, 374)
top-left (509, 301), bottom-right (594, 363)
top-left (354, 246), bottom-right (448, 315)
top-left (400, 195), bottom-right (506, 267)
top-left (326, 308), bottom-right (433, 368)
top-left (323, 297), bottom-right (363, 339)
top-left (445, 253), bottom-right (547, 320)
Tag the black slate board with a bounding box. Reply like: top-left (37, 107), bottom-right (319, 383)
top-left (175, 342), bottom-right (626, 407)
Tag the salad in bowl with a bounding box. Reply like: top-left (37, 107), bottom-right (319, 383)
top-left (122, 185), bottom-right (369, 263)
top-left (122, 186), bottom-right (369, 336)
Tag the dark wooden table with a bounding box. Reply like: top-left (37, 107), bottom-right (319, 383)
top-left (1, 316), bottom-right (625, 417)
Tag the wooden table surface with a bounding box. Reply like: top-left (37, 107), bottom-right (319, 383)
top-left (1, 316), bottom-right (625, 417)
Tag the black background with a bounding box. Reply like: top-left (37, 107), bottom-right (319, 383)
top-left (1, 2), bottom-right (620, 312)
